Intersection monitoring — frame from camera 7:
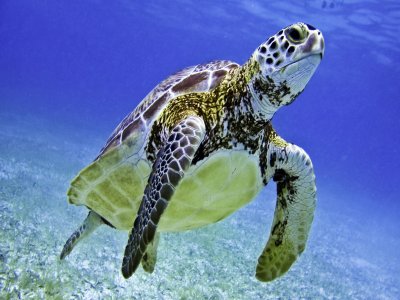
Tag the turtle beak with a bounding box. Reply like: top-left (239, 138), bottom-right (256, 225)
top-left (303, 30), bottom-right (325, 59)
top-left (289, 27), bottom-right (324, 65)
top-left (319, 34), bottom-right (325, 59)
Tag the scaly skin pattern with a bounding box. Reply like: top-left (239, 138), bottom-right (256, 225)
top-left (122, 116), bottom-right (206, 278)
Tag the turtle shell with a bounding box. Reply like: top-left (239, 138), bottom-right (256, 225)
top-left (67, 60), bottom-right (246, 230)
top-left (98, 60), bottom-right (239, 158)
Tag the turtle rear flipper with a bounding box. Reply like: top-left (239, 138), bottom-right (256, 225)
top-left (60, 211), bottom-right (104, 260)
top-left (256, 131), bottom-right (317, 282)
top-left (141, 232), bottom-right (160, 273)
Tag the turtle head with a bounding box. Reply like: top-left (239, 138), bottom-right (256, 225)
top-left (248, 23), bottom-right (324, 119)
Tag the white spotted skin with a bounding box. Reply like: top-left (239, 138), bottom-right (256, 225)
top-left (249, 23), bottom-right (324, 119)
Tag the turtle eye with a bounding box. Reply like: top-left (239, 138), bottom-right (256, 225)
top-left (285, 25), bottom-right (307, 44)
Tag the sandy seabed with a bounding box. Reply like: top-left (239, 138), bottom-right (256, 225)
top-left (0, 113), bottom-right (398, 299)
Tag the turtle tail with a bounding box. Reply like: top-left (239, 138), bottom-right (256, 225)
top-left (60, 211), bottom-right (103, 260)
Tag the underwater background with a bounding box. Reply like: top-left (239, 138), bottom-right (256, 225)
top-left (1, 0), bottom-right (399, 299)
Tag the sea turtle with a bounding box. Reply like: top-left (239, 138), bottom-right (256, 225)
top-left (60, 22), bottom-right (324, 282)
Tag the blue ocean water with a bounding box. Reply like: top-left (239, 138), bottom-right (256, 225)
top-left (0, 0), bottom-right (399, 298)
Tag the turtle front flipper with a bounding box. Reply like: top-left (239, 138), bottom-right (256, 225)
top-left (121, 115), bottom-right (206, 278)
top-left (256, 130), bottom-right (317, 282)
top-left (60, 211), bottom-right (104, 260)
